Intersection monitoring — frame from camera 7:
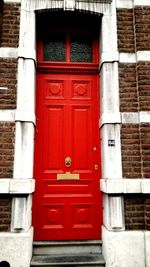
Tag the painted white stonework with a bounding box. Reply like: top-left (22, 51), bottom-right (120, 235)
top-left (0, 110), bottom-right (15, 121)
top-left (101, 51), bottom-right (119, 65)
top-left (101, 124), bottom-right (122, 179)
top-left (145, 231), bottom-right (150, 267)
top-left (4, 0), bottom-right (21, 2)
top-left (0, 179), bottom-right (10, 193)
top-left (116, 0), bottom-right (150, 8)
top-left (102, 226), bottom-right (146, 267)
top-left (101, 178), bottom-right (150, 193)
top-left (137, 51), bottom-right (150, 61)
top-left (121, 112), bottom-right (139, 124)
top-left (120, 52), bottom-right (150, 63)
top-left (119, 53), bottom-right (136, 63)
top-left (140, 111), bottom-right (150, 123)
top-left (100, 63), bottom-right (119, 114)
top-left (100, 112), bottom-right (121, 127)
top-left (110, 197), bottom-right (124, 229)
top-left (15, 110), bottom-right (36, 124)
top-left (116, 0), bottom-right (133, 8)
top-left (122, 111), bottom-right (150, 124)
top-left (103, 195), bottom-right (125, 230)
top-left (13, 122), bottom-right (35, 179)
top-left (0, 48), bottom-right (18, 58)
top-left (134, 0), bottom-right (150, 6)
top-left (0, 178), bottom-right (35, 194)
top-left (0, 228), bottom-right (33, 267)
top-left (11, 195), bottom-right (32, 231)
top-left (64, 0), bottom-right (75, 10)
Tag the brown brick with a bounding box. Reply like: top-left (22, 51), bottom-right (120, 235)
top-left (119, 63), bottom-right (138, 112)
top-left (140, 124), bottom-right (150, 178)
top-left (125, 195), bottom-right (150, 230)
top-left (0, 196), bottom-right (11, 231)
top-left (0, 58), bottom-right (17, 109)
top-left (135, 7), bottom-right (150, 51)
top-left (0, 122), bottom-right (15, 178)
top-left (121, 124), bottom-right (142, 178)
top-left (117, 9), bottom-right (135, 53)
top-left (137, 62), bottom-right (150, 111)
top-left (1, 3), bottom-right (20, 47)
top-left (124, 196), bottom-right (145, 230)
top-left (0, 1), bottom-right (3, 44)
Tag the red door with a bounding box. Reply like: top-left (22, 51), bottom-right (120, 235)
top-left (33, 73), bottom-right (102, 240)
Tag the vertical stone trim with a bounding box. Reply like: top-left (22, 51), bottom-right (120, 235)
top-left (100, 0), bottom-right (124, 231)
top-left (11, 6), bottom-right (36, 232)
top-left (100, 1), bottom-right (122, 180)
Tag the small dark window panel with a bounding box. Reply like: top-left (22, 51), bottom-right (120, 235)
top-left (43, 35), bottom-right (66, 62)
top-left (70, 35), bottom-right (93, 63)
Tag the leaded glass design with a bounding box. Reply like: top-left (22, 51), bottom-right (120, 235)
top-left (43, 34), bottom-right (66, 61)
top-left (70, 34), bottom-right (93, 62)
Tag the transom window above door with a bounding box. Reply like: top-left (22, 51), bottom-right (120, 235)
top-left (43, 31), bottom-right (93, 63)
top-left (36, 11), bottom-right (100, 69)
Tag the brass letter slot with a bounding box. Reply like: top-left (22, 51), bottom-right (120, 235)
top-left (57, 172), bottom-right (80, 181)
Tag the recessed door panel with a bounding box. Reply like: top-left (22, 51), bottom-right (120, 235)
top-left (73, 106), bottom-right (92, 171)
top-left (43, 105), bottom-right (64, 172)
top-left (33, 74), bottom-right (102, 240)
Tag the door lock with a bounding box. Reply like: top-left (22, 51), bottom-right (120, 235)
top-left (65, 157), bottom-right (72, 168)
top-left (94, 164), bottom-right (99, 170)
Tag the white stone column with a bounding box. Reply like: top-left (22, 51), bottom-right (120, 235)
top-left (11, 6), bottom-right (36, 233)
top-left (100, 0), bottom-right (124, 232)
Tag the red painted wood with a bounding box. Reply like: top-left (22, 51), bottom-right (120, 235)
top-left (33, 73), bottom-right (102, 241)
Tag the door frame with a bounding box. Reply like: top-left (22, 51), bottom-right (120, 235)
top-left (11, 0), bottom-right (123, 259)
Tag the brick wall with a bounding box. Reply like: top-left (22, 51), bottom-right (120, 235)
top-left (119, 63), bottom-right (138, 112)
top-left (140, 123), bottom-right (150, 179)
top-left (137, 62), bottom-right (150, 111)
top-left (125, 195), bottom-right (150, 230)
top-left (0, 2), bottom-right (20, 232)
top-left (0, 196), bottom-right (11, 231)
top-left (118, 7), bottom-right (150, 52)
top-left (135, 7), bottom-right (150, 51)
top-left (124, 196), bottom-right (145, 230)
top-left (0, 1), bottom-right (3, 45)
top-left (0, 2), bottom-right (20, 47)
top-left (0, 58), bottom-right (17, 109)
top-left (117, 9), bottom-right (135, 53)
top-left (0, 122), bottom-right (15, 179)
top-left (121, 124), bottom-right (141, 179)
top-left (118, 6), bottom-right (150, 230)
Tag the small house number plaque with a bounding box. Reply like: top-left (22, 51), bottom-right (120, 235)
top-left (108, 139), bottom-right (115, 146)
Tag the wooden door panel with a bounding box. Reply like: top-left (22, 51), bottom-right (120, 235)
top-left (45, 80), bottom-right (64, 99)
top-left (43, 105), bottom-right (64, 172)
top-left (73, 106), bottom-right (92, 171)
top-left (44, 179), bottom-right (93, 194)
top-left (33, 74), bottom-right (102, 240)
top-left (72, 80), bottom-right (91, 100)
